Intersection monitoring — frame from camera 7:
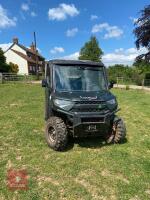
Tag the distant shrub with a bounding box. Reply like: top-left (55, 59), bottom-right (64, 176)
top-left (132, 72), bottom-right (143, 86)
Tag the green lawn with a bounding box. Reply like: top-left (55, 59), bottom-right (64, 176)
top-left (0, 84), bottom-right (150, 200)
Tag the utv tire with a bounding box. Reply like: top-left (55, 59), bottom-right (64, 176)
top-left (107, 117), bottom-right (126, 144)
top-left (45, 117), bottom-right (68, 151)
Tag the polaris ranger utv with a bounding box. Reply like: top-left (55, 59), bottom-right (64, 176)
top-left (42, 60), bottom-right (126, 151)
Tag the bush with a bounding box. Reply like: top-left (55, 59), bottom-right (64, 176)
top-left (133, 73), bottom-right (143, 86)
top-left (9, 62), bottom-right (19, 73)
top-left (0, 63), bottom-right (11, 72)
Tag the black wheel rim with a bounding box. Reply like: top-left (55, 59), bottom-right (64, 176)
top-left (48, 127), bottom-right (56, 143)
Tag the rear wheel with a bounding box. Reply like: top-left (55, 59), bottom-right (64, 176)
top-left (45, 117), bottom-right (68, 151)
top-left (107, 117), bottom-right (126, 144)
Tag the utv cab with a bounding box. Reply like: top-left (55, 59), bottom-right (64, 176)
top-left (42, 60), bottom-right (126, 151)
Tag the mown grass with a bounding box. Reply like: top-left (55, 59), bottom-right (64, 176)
top-left (0, 83), bottom-right (150, 200)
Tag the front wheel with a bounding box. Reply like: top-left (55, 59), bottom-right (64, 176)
top-left (107, 117), bottom-right (126, 144)
top-left (45, 117), bottom-right (68, 151)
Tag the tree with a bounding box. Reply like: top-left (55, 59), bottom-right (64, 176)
top-left (107, 64), bottom-right (143, 85)
top-left (79, 36), bottom-right (103, 62)
top-left (133, 59), bottom-right (150, 74)
top-left (133, 5), bottom-right (150, 62)
top-left (107, 64), bottom-right (133, 83)
top-left (0, 48), bottom-right (10, 72)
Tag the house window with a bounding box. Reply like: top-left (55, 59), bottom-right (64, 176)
top-left (29, 66), bottom-right (32, 71)
top-left (33, 66), bottom-right (36, 72)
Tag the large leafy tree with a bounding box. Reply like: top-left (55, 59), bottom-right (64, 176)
top-left (133, 59), bottom-right (150, 74)
top-left (79, 36), bottom-right (103, 62)
top-left (0, 48), bottom-right (10, 72)
top-left (134, 5), bottom-right (150, 62)
top-left (0, 48), bottom-right (6, 64)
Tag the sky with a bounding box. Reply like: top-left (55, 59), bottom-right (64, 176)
top-left (0, 0), bottom-right (149, 66)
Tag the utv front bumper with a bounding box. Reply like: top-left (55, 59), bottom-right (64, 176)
top-left (72, 111), bottom-right (116, 137)
top-left (56, 108), bottom-right (119, 137)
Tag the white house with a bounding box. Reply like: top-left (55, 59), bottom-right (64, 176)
top-left (4, 38), bottom-right (45, 75)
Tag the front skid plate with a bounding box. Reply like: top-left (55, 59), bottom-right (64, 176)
top-left (73, 123), bottom-right (109, 137)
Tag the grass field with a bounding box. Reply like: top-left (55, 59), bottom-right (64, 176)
top-left (0, 84), bottom-right (150, 200)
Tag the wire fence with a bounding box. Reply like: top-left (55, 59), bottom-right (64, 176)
top-left (116, 77), bottom-right (150, 87)
top-left (0, 73), bottom-right (44, 84)
top-left (0, 73), bottom-right (150, 90)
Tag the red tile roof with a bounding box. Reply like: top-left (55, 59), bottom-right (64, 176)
top-left (11, 49), bottom-right (43, 64)
top-left (18, 44), bottom-right (44, 59)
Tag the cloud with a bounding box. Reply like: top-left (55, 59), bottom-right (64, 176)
top-left (31, 11), bottom-right (37, 17)
top-left (102, 47), bottom-right (148, 66)
top-left (62, 52), bottom-right (79, 60)
top-left (0, 43), bottom-right (12, 51)
top-left (21, 3), bottom-right (29, 11)
top-left (92, 23), bottom-right (123, 39)
top-left (21, 3), bottom-right (37, 18)
top-left (66, 28), bottom-right (78, 37)
top-left (0, 5), bottom-right (17, 28)
top-left (90, 15), bottom-right (98, 20)
top-left (129, 17), bottom-right (138, 23)
top-left (61, 47), bottom-right (148, 66)
top-left (50, 47), bottom-right (65, 54)
top-left (48, 3), bottom-right (79, 21)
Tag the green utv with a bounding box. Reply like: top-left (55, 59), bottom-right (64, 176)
top-left (42, 60), bottom-right (126, 151)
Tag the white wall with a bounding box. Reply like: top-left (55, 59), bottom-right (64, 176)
top-left (5, 49), bottom-right (28, 74)
top-left (11, 44), bottom-right (26, 55)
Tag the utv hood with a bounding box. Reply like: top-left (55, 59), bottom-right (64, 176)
top-left (53, 90), bottom-right (115, 102)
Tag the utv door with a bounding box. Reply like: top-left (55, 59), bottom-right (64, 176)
top-left (45, 64), bottom-right (51, 120)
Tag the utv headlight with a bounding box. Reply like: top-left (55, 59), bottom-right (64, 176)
top-left (106, 98), bottom-right (117, 110)
top-left (107, 99), bottom-right (116, 105)
top-left (54, 99), bottom-right (74, 111)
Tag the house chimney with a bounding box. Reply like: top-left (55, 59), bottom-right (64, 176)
top-left (13, 37), bottom-right (18, 44)
top-left (30, 42), bottom-right (36, 51)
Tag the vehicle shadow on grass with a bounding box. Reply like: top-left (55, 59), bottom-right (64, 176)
top-left (67, 137), bottom-right (127, 150)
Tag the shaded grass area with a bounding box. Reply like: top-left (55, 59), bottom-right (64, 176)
top-left (0, 84), bottom-right (150, 200)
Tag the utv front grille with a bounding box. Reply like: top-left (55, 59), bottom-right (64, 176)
top-left (75, 101), bottom-right (105, 104)
top-left (71, 107), bottom-right (104, 112)
top-left (81, 117), bottom-right (104, 123)
top-left (70, 101), bottom-right (108, 113)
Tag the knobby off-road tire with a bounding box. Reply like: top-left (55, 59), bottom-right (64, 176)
top-left (107, 117), bottom-right (126, 144)
top-left (45, 117), bottom-right (68, 151)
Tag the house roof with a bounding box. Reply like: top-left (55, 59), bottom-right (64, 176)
top-left (11, 49), bottom-right (43, 64)
top-left (18, 43), bottom-right (44, 59)
top-left (5, 42), bottom-right (44, 59)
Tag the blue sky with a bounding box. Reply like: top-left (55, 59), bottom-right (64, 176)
top-left (0, 0), bottom-right (149, 65)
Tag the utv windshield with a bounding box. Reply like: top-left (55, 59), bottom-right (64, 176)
top-left (54, 65), bottom-right (107, 92)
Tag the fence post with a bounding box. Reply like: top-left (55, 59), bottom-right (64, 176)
top-left (117, 77), bottom-right (119, 87)
top-left (0, 73), bottom-right (3, 84)
top-left (142, 79), bottom-right (144, 89)
top-left (25, 74), bottom-right (27, 83)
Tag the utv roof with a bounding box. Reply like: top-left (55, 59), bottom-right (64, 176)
top-left (48, 59), bottom-right (104, 67)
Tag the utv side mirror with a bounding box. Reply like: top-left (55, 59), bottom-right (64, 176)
top-left (42, 79), bottom-right (47, 87)
top-left (108, 81), bottom-right (114, 89)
